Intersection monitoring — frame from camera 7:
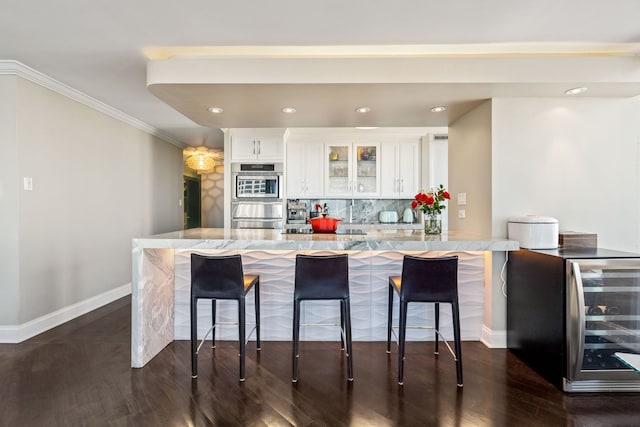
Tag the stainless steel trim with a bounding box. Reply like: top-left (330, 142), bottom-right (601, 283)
top-left (236, 175), bottom-right (278, 181)
top-left (232, 219), bottom-right (283, 229)
top-left (568, 261), bottom-right (586, 380)
top-left (564, 378), bottom-right (640, 392)
top-left (231, 163), bottom-right (284, 173)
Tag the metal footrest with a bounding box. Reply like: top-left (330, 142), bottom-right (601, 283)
top-left (196, 321), bottom-right (259, 354)
top-left (389, 324), bottom-right (458, 359)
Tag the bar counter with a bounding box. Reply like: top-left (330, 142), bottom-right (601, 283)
top-left (132, 228), bottom-right (518, 368)
top-left (133, 227), bottom-right (517, 251)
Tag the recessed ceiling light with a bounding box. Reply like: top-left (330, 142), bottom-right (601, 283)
top-left (282, 107), bottom-right (297, 113)
top-left (208, 107), bottom-right (223, 114)
top-left (355, 127), bottom-right (378, 130)
top-left (430, 106), bottom-right (447, 113)
top-left (564, 87), bottom-right (588, 95)
top-left (355, 107), bottom-right (371, 113)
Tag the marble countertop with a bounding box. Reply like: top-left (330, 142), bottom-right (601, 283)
top-left (133, 228), bottom-right (519, 252)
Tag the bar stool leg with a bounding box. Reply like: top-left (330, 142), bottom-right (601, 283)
top-left (343, 298), bottom-right (354, 381)
top-left (386, 284), bottom-right (393, 353)
top-left (452, 301), bottom-right (463, 387)
top-left (398, 300), bottom-right (408, 385)
top-left (434, 302), bottom-right (440, 355)
top-left (255, 281), bottom-right (261, 350)
top-left (292, 300), bottom-right (301, 382)
top-left (238, 298), bottom-right (246, 382)
top-left (211, 299), bottom-right (217, 349)
top-left (340, 301), bottom-right (346, 351)
top-left (190, 296), bottom-right (198, 378)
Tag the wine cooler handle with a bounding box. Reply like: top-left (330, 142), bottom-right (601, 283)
top-left (569, 261), bottom-right (586, 379)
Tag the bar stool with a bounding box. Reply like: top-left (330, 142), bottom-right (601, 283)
top-left (190, 253), bottom-right (260, 381)
top-left (292, 254), bottom-right (353, 382)
top-left (386, 255), bottom-right (463, 387)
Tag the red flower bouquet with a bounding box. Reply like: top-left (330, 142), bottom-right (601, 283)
top-left (411, 185), bottom-right (450, 215)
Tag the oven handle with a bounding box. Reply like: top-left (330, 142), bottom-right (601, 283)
top-left (232, 218), bottom-right (283, 222)
top-left (235, 175), bottom-right (279, 180)
top-left (231, 219), bottom-right (283, 229)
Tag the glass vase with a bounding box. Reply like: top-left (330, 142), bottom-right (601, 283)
top-left (424, 213), bottom-right (442, 235)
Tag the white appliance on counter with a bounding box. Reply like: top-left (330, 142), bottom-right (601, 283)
top-left (402, 207), bottom-right (414, 223)
top-left (378, 210), bottom-right (399, 224)
top-left (508, 215), bottom-right (559, 249)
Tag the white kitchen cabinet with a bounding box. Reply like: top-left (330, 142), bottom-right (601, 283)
top-left (325, 143), bottom-right (380, 198)
top-left (380, 140), bottom-right (420, 198)
top-left (231, 136), bottom-right (283, 161)
top-left (285, 141), bottom-right (324, 198)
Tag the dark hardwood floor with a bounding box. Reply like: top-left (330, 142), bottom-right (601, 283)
top-left (2, 296), bottom-right (640, 426)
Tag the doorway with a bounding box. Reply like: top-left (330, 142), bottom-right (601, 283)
top-left (184, 176), bottom-right (201, 229)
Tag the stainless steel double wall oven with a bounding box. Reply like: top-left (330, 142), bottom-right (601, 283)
top-left (231, 163), bottom-right (284, 229)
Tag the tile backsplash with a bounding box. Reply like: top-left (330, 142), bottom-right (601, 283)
top-left (289, 198), bottom-right (416, 224)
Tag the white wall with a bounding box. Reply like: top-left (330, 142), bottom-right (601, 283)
top-left (448, 100), bottom-right (493, 234)
top-left (448, 96), bottom-right (640, 345)
top-left (447, 100), bottom-right (502, 342)
top-left (2, 75), bottom-right (183, 327)
top-left (492, 97), bottom-right (640, 252)
top-left (0, 76), bottom-right (19, 325)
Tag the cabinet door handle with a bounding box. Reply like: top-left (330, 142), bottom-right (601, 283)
top-left (257, 140), bottom-right (261, 155)
top-left (252, 140), bottom-right (256, 155)
top-left (400, 179), bottom-right (404, 193)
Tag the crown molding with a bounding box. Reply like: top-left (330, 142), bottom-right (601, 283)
top-left (0, 60), bottom-right (184, 148)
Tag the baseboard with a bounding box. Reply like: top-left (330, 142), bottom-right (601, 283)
top-left (480, 325), bottom-right (507, 348)
top-left (0, 283), bottom-right (131, 343)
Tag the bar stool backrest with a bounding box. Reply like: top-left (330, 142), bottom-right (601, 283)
top-left (400, 255), bottom-right (458, 302)
top-left (191, 253), bottom-right (245, 299)
top-left (294, 254), bottom-right (349, 300)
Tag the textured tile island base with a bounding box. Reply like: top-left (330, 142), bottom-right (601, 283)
top-left (131, 228), bottom-right (518, 368)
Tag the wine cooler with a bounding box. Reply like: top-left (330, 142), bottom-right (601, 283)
top-left (508, 248), bottom-right (640, 392)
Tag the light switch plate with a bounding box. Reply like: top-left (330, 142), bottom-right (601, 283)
top-left (23, 177), bottom-right (33, 191)
top-left (458, 209), bottom-right (466, 219)
top-left (457, 192), bottom-right (467, 205)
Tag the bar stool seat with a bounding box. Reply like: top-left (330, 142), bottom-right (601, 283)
top-left (386, 255), bottom-right (463, 387)
top-left (292, 254), bottom-right (353, 382)
top-left (190, 253), bottom-right (260, 381)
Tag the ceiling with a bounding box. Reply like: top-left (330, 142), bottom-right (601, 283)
top-left (2, 0), bottom-right (640, 150)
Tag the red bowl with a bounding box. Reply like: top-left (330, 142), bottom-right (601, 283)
top-left (308, 215), bottom-right (342, 233)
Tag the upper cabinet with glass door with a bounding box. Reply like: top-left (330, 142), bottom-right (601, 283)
top-left (325, 143), bottom-right (380, 198)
